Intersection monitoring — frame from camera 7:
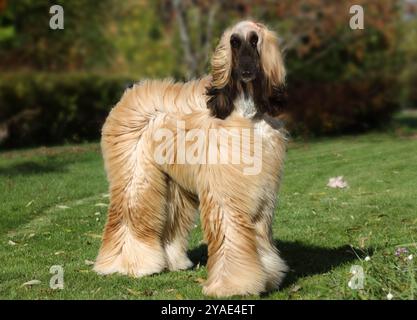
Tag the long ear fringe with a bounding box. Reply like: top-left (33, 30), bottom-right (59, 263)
top-left (210, 29), bottom-right (232, 89)
top-left (253, 71), bottom-right (287, 118)
top-left (207, 29), bottom-right (235, 119)
top-left (259, 24), bottom-right (286, 92)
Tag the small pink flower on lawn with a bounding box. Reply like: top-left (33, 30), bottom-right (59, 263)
top-left (327, 176), bottom-right (348, 189)
top-left (395, 247), bottom-right (408, 257)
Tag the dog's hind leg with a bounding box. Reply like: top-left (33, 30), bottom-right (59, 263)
top-left (94, 129), bottom-right (169, 277)
top-left (163, 181), bottom-right (198, 271)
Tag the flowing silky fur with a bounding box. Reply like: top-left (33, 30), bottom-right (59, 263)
top-left (94, 21), bottom-right (289, 297)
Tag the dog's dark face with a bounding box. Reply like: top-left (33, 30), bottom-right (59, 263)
top-left (230, 31), bottom-right (261, 83)
top-left (207, 21), bottom-right (287, 120)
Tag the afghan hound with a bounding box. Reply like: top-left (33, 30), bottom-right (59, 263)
top-left (94, 20), bottom-right (288, 297)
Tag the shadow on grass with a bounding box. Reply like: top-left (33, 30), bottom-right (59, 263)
top-left (188, 240), bottom-right (372, 292)
top-left (276, 240), bottom-right (372, 290)
top-left (0, 160), bottom-right (66, 176)
top-left (0, 155), bottom-right (93, 177)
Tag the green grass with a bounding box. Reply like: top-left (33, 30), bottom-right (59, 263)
top-left (1, 132), bottom-right (416, 300)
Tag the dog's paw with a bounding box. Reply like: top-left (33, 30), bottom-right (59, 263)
top-left (93, 255), bottom-right (166, 278)
top-left (202, 281), bottom-right (264, 297)
top-left (165, 242), bottom-right (194, 271)
top-left (166, 248), bottom-right (193, 271)
top-left (94, 239), bottom-right (167, 278)
top-left (167, 256), bottom-right (193, 271)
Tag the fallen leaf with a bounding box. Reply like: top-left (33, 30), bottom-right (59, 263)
top-left (143, 289), bottom-right (154, 296)
top-left (359, 237), bottom-right (368, 248)
top-left (25, 200), bottom-right (35, 207)
top-left (85, 233), bottom-right (102, 239)
top-left (92, 287), bottom-right (102, 295)
top-left (126, 288), bottom-right (141, 296)
top-left (290, 285), bottom-right (301, 293)
top-left (195, 277), bottom-right (205, 284)
top-left (95, 203), bottom-right (108, 207)
top-left (78, 269), bottom-right (90, 273)
top-left (308, 192), bottom-right (327, 197)
top-left (22, 280), bottom-right (41, 287)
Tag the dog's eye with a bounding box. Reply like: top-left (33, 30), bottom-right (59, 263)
top-left (250, 34), bottom-right (258, 48)
top-left (230, 36), bottom-right (241, 49)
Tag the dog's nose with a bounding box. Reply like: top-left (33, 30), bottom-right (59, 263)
top-left (242, 71), bottom-right (252, 79)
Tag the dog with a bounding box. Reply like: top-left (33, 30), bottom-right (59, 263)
top-left (94, 20), bottom-right (288, 297)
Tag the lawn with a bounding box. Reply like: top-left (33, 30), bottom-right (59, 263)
top-left (0, 131), bottom-right (416, 300)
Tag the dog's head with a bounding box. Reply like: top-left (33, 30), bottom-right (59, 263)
top-left (207, 21), bottom-right (287, 119)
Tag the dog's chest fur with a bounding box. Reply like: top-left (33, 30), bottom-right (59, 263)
top-left (233, 91), bottom-right (284, 140)
top-left (234, 93), bottom-right (257, 118)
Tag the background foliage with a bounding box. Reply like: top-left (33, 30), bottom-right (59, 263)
top-left (0, 0), bottom-right (416, 147)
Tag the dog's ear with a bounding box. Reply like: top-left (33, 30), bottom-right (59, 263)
top-left (207, 29), bottom-right (236, 119)
top-left (256, 23), bottom-right (287, 116)
top-left (253, 72), bottom-right (287, 117)
top-left (259, 24), bottom-right (286, 91)
top-left (206, 83), bottom-right (236, 119)
top-left (267, 84), bottom-right (288, 117)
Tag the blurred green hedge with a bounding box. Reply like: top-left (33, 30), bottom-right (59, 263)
top-left (0, 73), bottom-right (401, 148)
top-left (0, 73), bottom-right (134, 148)
top-left (284, 77), bottom-right (399, 136)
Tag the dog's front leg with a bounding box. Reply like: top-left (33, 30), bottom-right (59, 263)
top-left (254, 198), bottom-right (288, 291)
top-left (199, 190), bottom-right (268, 297)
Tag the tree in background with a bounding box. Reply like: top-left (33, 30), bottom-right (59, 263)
top-left (0, 0), bottom-right (405, 81)
top-left (0, 0), bottom-right (117, 71)
top-left (398, 0), bottom-right (417, 108)
top-left (0, 0), bottom-right (414, 147)
top-left (107, 0), bottom-right (178, 78)
top-left (159, 0), bottom-right (401, 80)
